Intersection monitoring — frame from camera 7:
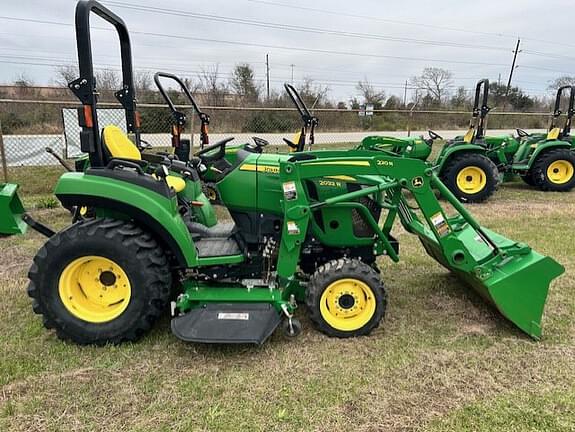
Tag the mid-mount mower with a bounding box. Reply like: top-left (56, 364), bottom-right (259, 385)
top-left (0, 1), bottom-right (565, 345)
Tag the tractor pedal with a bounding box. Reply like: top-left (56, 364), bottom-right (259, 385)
top-left (171, 303), bottom-right (281, 345)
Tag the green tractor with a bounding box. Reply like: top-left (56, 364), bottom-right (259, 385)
top-left (508, 85), bottom-right (575, 190)
top-left (0, 1), bottom-right (565, 345)
top-left (435, 80), bottom-right (575, 194)
top-left (153, 75), bottom-right (318, 203)
top-left (358, 80), bottom-right (499, 203)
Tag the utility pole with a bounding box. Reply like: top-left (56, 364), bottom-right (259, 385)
top-left (403, 80), bottom-right (408, 106)
top-left (504, 38), bottom-right (521, 109)
top-left (290, 64), bottom-right (295, 85)
top-left (266, 54), bottom-right (270, 100)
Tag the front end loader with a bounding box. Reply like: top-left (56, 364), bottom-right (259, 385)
top-left (356, 80), bottom-right (501, 203)
top-left (1, 0), bottom-right (565, 345)
top-left (0, 183), bottom-right (27, 235)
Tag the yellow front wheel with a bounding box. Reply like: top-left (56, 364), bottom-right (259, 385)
top-left (306, 259), bottom-right (386, 338)
top-left (441, 153), bottom-right (498, 203)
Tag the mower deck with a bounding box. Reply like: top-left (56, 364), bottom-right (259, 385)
top-left (171, 303), bottom-right (281, 344)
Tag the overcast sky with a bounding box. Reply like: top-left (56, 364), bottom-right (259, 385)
top-left (0, 0), bottom-right (572, 102)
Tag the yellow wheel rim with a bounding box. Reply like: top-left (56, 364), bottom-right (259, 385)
top-left (59, 256), bottom-right (132, 323)
top-left (319, 278), bottom-right (376, 332)
top-left (456, 166), bottom-right (487, 194)
top-left (547, 160), bottom-right (574, 185)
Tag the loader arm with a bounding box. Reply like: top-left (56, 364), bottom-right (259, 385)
top-left (278, 151), bottom-right (564, 339)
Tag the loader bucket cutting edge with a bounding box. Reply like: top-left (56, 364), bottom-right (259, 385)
top-left (0, 183), bottom-right (28, 235)
top-left (417, 227), bottom-right (564, 340)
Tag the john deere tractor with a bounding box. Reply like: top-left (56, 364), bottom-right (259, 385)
top-left (435, 80), bottom-right (575, 194)
top-left (0, 1), bottom-right (564, 345)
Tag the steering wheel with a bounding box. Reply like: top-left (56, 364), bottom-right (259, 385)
top-left (428, 130), bottom-right (444, 141)
top-left (516, 128), bottom-right (530, 138)
top-left (245, 136), bottom-right (269, 153)
top-left (195, 137), bottom-right (235, 162)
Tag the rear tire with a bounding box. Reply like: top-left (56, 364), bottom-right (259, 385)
top-left (306, 258), bottom-right (386, 338)
top-left (27, 218), bottom-right (172, 345)
top-left (440, 153), bottom-right (499, 203)
top-left (531, 149), bottom-right (575, 192)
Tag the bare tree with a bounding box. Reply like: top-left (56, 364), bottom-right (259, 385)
top-left (356, 78), bottom-right (386, 109)
top-left (13, 73), bottom-right (35, 98)
top-left (134, 70), bottom-right (152, 92)
top-left (298, 77), bottom-right (330, 108)
top-left (54, 65), bottom-right (78, 87)
top-left (410, 67), bottom-right (453, 105)
top-left (13, 73), bottom-right (34, 88)
top-left (547, 76), bottom-right (575, 91)
top-left (198, 64), bottom-right (228, 106)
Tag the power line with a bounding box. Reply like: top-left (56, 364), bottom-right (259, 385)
top-left (103, 1), bottom-right (509, 53)
top-left (244, 0), bottom-right (517, 39)
top-left (244, 0), bottom-right (575, 51)
top-left (0, 15), bottom-right (510, 68)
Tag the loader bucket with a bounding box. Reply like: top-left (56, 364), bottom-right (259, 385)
top-left (418, 225), bottom-right (564, 339)
top-left (0, 183), bottom-right (27, 235)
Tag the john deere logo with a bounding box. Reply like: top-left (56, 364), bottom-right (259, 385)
top-left (412, 177), bottom-right (424, 188)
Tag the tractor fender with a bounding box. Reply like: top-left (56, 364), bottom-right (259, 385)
top-left (54, 172), bottom-right (197, 268)
top-left (435, 143), bottom-right (486, 174)
top-left (525, 140), bottom-right (573, 169)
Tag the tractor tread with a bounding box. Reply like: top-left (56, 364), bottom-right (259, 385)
top-left (440, 152), bottom-right (499, 203)
top-left (27, 218), bottom-right (172, 345)
top-left (306, 258), bottom-right (386, 338)
top-left (531, 148), bottom-right (575, 192)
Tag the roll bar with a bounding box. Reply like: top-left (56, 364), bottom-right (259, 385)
top-left (550, 85), bottom-right (575, 137)
top-left (284, 83), bottom-right (319, 151)
top-left (564, 86), bottom-right (575, 137)
top-left (154, 72), bottom-right (210, 149)
top-left (68, 0), bottom-right (140, 167)
top-left (472, 79), bottom-right (490, 140)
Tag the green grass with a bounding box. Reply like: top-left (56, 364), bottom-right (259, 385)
top-left (1, 152), bottom-right (575, 431)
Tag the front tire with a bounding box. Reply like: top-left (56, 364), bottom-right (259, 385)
top-left (531, 149), bottom-right (575, 192)
top-left (27, 218), bottom-right (172, 345)
top-left (440, 153), bottom-right (499, 203)
top-left (306, 258), bottom-right (386, 338)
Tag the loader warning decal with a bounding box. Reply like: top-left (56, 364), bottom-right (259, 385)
top-left (287, 221), bottom-right (300, 235)
top-left (412, 177), bottom-right (424, 188)
top-left (282, 181), bottom-right (297, 200)
top-left (431, 212), bottom-right (451, 237)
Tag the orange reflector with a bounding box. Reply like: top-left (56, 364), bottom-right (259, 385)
top-left (191, 201), bottom-right (204, 207)
top-left (135, 111), bottom-right (142, 128)
top-left (83, 105), bottom-right (93, 128)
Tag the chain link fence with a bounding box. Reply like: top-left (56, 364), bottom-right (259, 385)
top-left (0, 99), bottom-right (552, 180)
